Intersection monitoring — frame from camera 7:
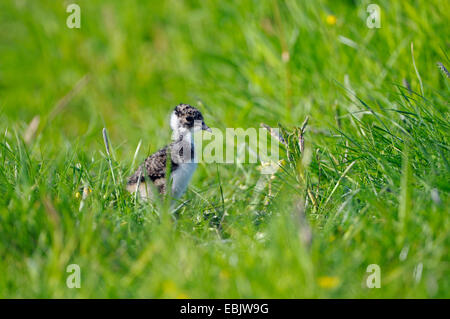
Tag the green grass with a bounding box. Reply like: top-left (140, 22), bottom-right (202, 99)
top-left (0, 0), bottom-right (449, 298)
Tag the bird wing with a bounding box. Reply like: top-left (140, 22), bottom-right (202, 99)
top-left (127, 146), bottom-right (170, 184)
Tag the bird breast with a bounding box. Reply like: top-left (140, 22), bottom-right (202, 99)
top-left (171, 162), bottom-right (197, 199)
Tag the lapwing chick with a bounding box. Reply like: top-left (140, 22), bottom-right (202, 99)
top-left (127, 103), bottom-right (211, 200)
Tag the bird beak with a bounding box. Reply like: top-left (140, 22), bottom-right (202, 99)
top-left (202, 122), bottom-right (212, 132)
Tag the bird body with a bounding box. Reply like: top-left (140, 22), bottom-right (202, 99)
top-left (127, 104), bottom-right (210, 200)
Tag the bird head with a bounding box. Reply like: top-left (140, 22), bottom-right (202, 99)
top-left (170, 103), bottom-right (211, 136)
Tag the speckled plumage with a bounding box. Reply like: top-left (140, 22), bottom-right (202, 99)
top-left (127, 104), bottom-right (210, 200)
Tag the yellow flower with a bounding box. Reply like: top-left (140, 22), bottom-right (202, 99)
top-left (75, 192), bottom-right (81, 199)
top-left (318, 276), bottom-right (340, 289)
top-left (219, 270), bottom-right (230, 279)
top-left (162, 280), bottom-right (177, 294)
top-left (326, 14), bottom-right (337, 26)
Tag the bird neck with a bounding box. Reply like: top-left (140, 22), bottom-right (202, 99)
top-left (172, 129), bottom-right (196, 163)
top-left (172, 129), bottom-right (194, 145)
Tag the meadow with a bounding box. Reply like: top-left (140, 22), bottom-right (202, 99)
top-left (0, 0), bottom-right (449, 298)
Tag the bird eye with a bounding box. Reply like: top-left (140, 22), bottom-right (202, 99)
top-left (186, 116), bottom-right (194, 123)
